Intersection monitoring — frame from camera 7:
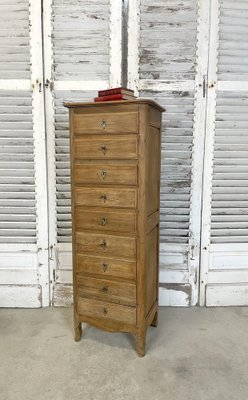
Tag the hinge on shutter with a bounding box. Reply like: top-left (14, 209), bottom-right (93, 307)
top-left (45, 79), bottom-right (54, 92)
top-left (49, 244), bottom-right (54, 261)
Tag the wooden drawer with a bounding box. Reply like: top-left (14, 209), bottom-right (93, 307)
top-left (75, 209), bottom-right (136, 233)
top-left (77, 297), bottom-right (136, 325)
top-left (76, 254), bottom-right (136, 280)
top-left (77, 275), bottom-right (136, 306)
top-left (76, 232), bottom-right (136, 259)
top-left (74, 187), bottom-right (137, 209)
top-left (74, 163), bottom-right (137, 186)
top-left (73, 112), bottom-right (138, 134)
top-left (74, 135), bottom-right (138, 159)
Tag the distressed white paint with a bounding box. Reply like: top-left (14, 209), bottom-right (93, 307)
top-left (200, 0), bottom-right (248, 306)
top-left (0, 0), bottom-right (49, 307)
top-left (159, 286), bottom-right (191, 307)
top-left (218, 81), bottom-right (248, 91)
top-left (30, 0), bottom-right (49, 306)
top-left (188, 0), bottom-right (211, 305)
top-left (0, 285), bottom-right (41, 308)
top-left (139, 80), bottom-right (195, 92)
top-left (130, 0), bottom-right (205, 306)
top-left (44, 1), bottom-right (120, 306)
top-left (43, 0), bottom-right (57, 305)
top-left (109, 0), bottom-right (122, 87)
top-left (206, 284), bottom-right (248, 307)
top-left (199, 0), bottom-right (219, 306)
top-left (127, 0), bottom-right (140, 94)
top-left (0, 80), bottom-right (30, 90)
top-left (53, 81), bottom-right (109, 91)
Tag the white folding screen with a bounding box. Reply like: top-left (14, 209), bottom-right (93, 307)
top-left (43, 0), bottom-right (123, 305)
top-left (127, 0), bottom-right (211, 305)
top-left (0, 0), bottom-right (49, 307)
top-left (200, 0), bottom-right (248, 306)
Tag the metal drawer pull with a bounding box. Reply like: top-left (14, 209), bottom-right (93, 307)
top-left (102, 263), bottom-right (108, 272)
top-left (100, 144), bottom-right (107, 154)
top-left (100, 239), bottom-right (107, 249)
top-left (101, 286), bottom-right (108, 293)
top-left (100, 170), bottom-right (107, 180)
top-left (101, 120), bottom-right (107, 129)
top-left (100, 216), bottom-right (108, 226)
top-left (100, 194), bottom-right (107, 202)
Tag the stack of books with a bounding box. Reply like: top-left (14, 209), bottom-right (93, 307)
top-left (94, 87), bottom-right (136, 102)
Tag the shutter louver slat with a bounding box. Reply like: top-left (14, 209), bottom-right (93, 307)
top-left (0, 0), bottom-right (30, 80)
top-left (140, 91), bottom-right (195, 244)
top-left (211, 91), bottom-right (248, 244)
top-left (54, 91), bottom-right (96, 242)
top-left (0, 90), bottom-right (36, 243)
top-left (218, 1), bottom-right (248, 81)
top-left (52, 0), bottom-right (110, 82)
top-left (140, 0), bottom-right (198, 81)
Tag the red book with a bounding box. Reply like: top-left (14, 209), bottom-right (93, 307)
top-left (98, 87), bottom-right (134, 97)
top-left (94, 93), bottom-right (135, 102)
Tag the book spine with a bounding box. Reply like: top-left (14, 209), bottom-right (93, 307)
top-left (94, 94), bottom-right (125, 102)
top-left (98, 88), bottom-right (122, 96)
top-left (98, 88), bottom-right (134, 96)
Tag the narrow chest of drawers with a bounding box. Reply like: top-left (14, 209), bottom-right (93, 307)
top-left (65, 99), bottom-right (164, 356)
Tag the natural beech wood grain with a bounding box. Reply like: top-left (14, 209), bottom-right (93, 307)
top-left (65, 99), bottom-right (164, 356)
top-left (145, 227), bottom-right (158, 314)
top-left (77, 297), bottom-right (136, 325)
top-left (74, 163), bottom-right (137, 186)
top-left (75, 209), bottom-right (136, 233)
top-left (146, 126), bottom-right (160, 216)
top-left (73, 111), bottom-right (138, 134)
top-left (76, 232), bottom-right (136, 259)
top-left (146, 211), bottom-right (159, 234)
top-left (64, 99), bottom-right (165, 112)
top-left (76, 254), bottom-right (136, 281)
top-left (74, 187), bottom-right (137, 208)
top-left (77, 275), bottom-right (136, 306)
top-left (74, 135), bottom-right (138, 159)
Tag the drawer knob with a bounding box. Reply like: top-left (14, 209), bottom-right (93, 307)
top-left (103, 308), bottom-right (108, 316)
top-left (101, 120), bottom-right (107, 129)
top-left (102, 263), bottom-right (108, 272)
top-left (100, 194), bottom-right (107, 202)
top-left (100, 216), bottom-right (108, 226)
top-left (100, 144), bottom-right (107, 154)
top-left (101, 286), bottom-right (108, 293)
top-left (100, 239), bottom-right (107, 249)
top-left (100, 170), bottom-right (107, 180)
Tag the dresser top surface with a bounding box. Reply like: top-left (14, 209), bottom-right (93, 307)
top-left (64, 98), bottom-right (165, 112)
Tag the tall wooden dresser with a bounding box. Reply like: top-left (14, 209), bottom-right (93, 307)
top-left (64, 99), bottom-right (164, 356)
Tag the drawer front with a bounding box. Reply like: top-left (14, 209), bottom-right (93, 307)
top-left (74, 112), bottom-right (138, 134)
top-left (74, 187), bottom-right (137, 209)
top-left (77, 276), bottom-right (136, 306)
top-left (76, 232), bottom-right (136, 259)
top-left (76, 254), bottom-right (136, 280)
top-left (74, 164), bottom-right (137, 185)
top-left (74, 135), bottom-right (138, 159)
top-left (75, 209), bottom-right (136, 233)
top-left (77, 297), bottom-right (136, 325)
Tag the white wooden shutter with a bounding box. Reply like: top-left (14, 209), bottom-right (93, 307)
top-left (0, 0), bottom-right (49, 307)
top-left (128, 0), bottom-right (210, 305)
top-left (43, 0), bottom-right (123, 305)
top-left (201, 0), bottom-right (248, 306)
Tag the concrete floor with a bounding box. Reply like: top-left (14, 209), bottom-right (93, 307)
top-left (0, 307), bottom-right (248, 400)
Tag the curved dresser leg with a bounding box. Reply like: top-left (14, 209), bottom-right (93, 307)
top-left (151, 311), bottom-right (158, 327)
